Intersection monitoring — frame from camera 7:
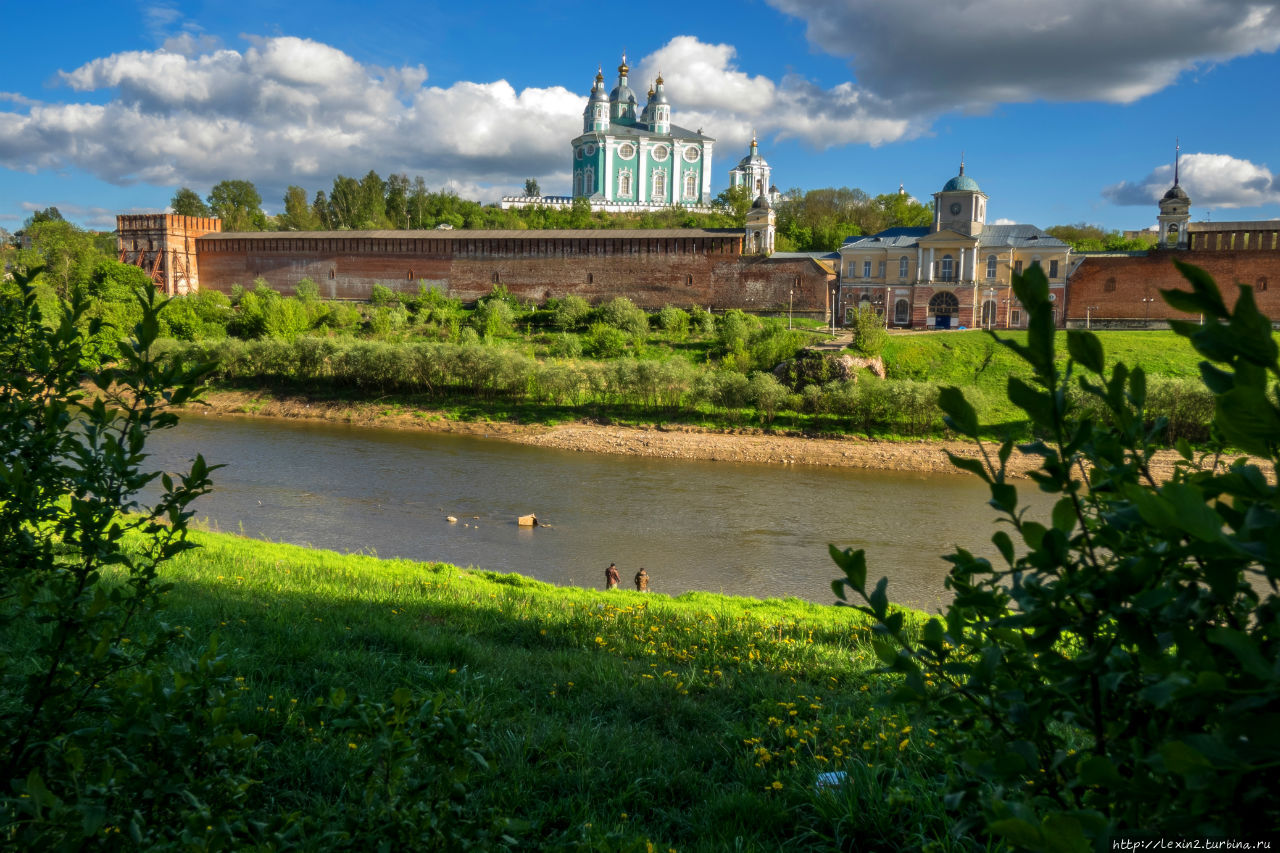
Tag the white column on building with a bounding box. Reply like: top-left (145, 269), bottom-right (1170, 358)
top-left (638, 146), bottom-right (647, 203)
top-left (701, 142), bottom-right (714, 202)
top-left (604, 143), bottom-right (614, 201)
top-left (916, 247), bottom-right (923, 284)
top-left (928, 248), bottom-right (935, 282)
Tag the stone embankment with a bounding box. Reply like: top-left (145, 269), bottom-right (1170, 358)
top-left (188, 389), bottom-right (1205, 482)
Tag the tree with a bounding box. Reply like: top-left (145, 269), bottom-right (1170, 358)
top-left (16, 218), bottom-right (103, 298)
top-left (832, 263), bottom-right (1280, 845)
top-left (385, 173), bottom-right (410, 229)
top-left (524, 178), bottom-right (541, 197)
top-left (714, 185), bottom-right (753, 225)
top-left (170, 187), bottom-right (212, 218)
top-left (278, 185), bottom-right (321, 231)
top-left (207, 179), bottom-right (265, 232)
top-left (22, 207), bottom-right (64, 229)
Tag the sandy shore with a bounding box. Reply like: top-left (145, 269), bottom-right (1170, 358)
top-left (185, 389), bottom-right (1205, 482)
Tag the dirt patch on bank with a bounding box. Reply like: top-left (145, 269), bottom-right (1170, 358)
top-left (186, 388), bottom-right (1198, 481)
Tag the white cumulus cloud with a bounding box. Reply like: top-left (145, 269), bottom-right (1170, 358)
top-left (767, 0), bottom-right (1280, 113)
top-left (1, 35), bottom-right (583, 207)
top-left (1103, 153), bottom-right (1280, 208)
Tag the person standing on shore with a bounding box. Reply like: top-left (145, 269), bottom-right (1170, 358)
top-left (605, 562), bottom-right (620, 590)
top-left (634, 567), bottom-right (649, 592)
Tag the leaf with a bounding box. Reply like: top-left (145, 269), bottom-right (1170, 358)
top-left (992, 530), bottom-right (1015, 564)
top-left (1076, 755), bottom-right (1122, 788)
top-left (1172, 260), bottom-right (1229, 319)
top-left (1207, 627), bottom-right (1274, 681)
top-left (1215, 386), bottom-right (1280, 457)
top-left (1051, 497), bottom-right (1076, 534)
top-left (828, 545), bottom-right (867, 594)
top-left (1160, 740), bottom-right (1212, 775)
top-left (989, 817), bottom-right (1043, 849)
top-left (1066, 330), bottom-right (1104, 375)
top-left (947, 451), bottom-right (990, 481)
top-left (1159, 483), bottom-right (1223, 542)
top-left (1008, 377), bottom-right (1054, 428)
top-left (939, 386), bottom-right (979, 437)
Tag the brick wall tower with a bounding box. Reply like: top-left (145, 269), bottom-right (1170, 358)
top-left (116, 214), bottom-right (221, 295)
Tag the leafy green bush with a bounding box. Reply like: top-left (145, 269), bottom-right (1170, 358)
top-left (832, 263), bottom-right (1280, 847)
top-left (549, 294), bottom-right (592, 330)
top-left (595, 296), bottom-right (649, 337)
top-left (657, 304), bottom-right (691, 337)
top-left (294, 277), bottom-right (321, 302)
top-left (582, 322), bottom-right (629, 359)
top-left (369, 283), bottom-right (398, 306)
top-left (848, 306), bottom-right (887, 356)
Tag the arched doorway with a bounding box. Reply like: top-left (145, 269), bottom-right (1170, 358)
top-left (981, 300), bottom-right (997, 329)
top-left (893, 298), bottom-right (910, 325)
top-left (929, 291), bottom-right (959, 329)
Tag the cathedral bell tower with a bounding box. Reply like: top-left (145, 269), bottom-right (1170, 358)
top-left (1157, 141), bottom-right (1191, 250)
top-left (745, 191), bottom-right (776, 255)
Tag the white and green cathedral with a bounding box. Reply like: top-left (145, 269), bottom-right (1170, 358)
top-left (502, 57), bottom-right (715, 212)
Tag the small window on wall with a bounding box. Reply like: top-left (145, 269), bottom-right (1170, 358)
top-left (1011, 309), bottom-right (1021, 326)
top-left (1104, 277), bottom-right (1117, 293)
top-left (863, 260), bottom-right (872, 278)
top-left (407, 270), bottom-right (414, 280)
top-left (1258, 276), bottom-right (1269, 292)
top-left (1014, 260), bottom-right (1023, 275)
top-left (329, 269), bottom-right (335, 279)
top-left (587, 273), bottom-right (594, 284)
top-left (687, 275), bottom-right (694, 286)
top-left (1049, 259), bottom-right (1059, 279)
top-left (986, 255), bottom-right (997, 279)
top-left (899, 256), bottom-right (909, 278)
top-left (492, 272), bottom-right (500, 284)
top-left (877, 260), bottom-right (886, 278)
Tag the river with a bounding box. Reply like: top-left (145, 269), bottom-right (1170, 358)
top-left (144, 414), bottom-right (1053, 611)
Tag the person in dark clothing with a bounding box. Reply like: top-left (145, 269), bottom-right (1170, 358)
top-left (605, 562), bottom-right (620, 590)
top-left (634, 567), bottom-right (649, 592)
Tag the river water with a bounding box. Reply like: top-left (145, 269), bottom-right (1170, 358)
top-left (144, 414), bottom-right (1053, 611)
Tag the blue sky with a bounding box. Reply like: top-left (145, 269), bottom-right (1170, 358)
top-left (3, 0), bottom-right (1279, 234)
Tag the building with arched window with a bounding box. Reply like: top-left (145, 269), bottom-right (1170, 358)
top-left (836, 161), bottom-right (1070, 329)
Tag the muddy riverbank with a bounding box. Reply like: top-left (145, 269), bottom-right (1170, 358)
top-left (186, 389), bottom-right (1203, 481)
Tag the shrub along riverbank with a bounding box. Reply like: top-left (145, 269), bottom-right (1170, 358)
top-left (158, 330), bottom-right (1220, 443)
top-left (143, 529), bottom-right (958, 851)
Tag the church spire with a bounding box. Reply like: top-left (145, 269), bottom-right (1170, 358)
top-left (1174, 138), bottom-right (1181, 186)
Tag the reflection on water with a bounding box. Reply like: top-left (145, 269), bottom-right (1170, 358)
top-left (144, 414), bottom-right (1053, 611)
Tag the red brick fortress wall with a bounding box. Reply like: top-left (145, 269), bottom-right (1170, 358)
top-left (194, 228), bottom-right (832, 317)
top-left (1067, 250), bottom-right (1280, 326)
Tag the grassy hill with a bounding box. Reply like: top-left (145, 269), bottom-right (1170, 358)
top-left (152, 528), bottom-right (971, 851)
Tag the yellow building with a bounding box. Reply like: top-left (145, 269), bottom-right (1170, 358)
top-left (837, 163), bottom-right (1071, 329)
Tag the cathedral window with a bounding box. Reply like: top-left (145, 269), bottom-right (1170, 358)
top-left (684, 172), bottom-right (697, 199)
top-left (584, 167), bottom-right (595, 194)
top-left (899, 256), bottom-right (909, 279)
top-left (653, 171), bottom-right (667, 199)
top-left (619, 171), bottom-right (632, 197)
top-left (940, 255), bottom-right (954, 281)
top-left (986, 254), bottom-right (997, 279)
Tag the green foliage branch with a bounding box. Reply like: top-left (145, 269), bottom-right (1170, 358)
top-left (0, 270), bottom-right (510, 848)
top-left (831, 263), bottom-right (1280, 848)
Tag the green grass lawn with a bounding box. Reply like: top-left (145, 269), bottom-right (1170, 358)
top-left (152, 529), bottom-right (980, 852)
